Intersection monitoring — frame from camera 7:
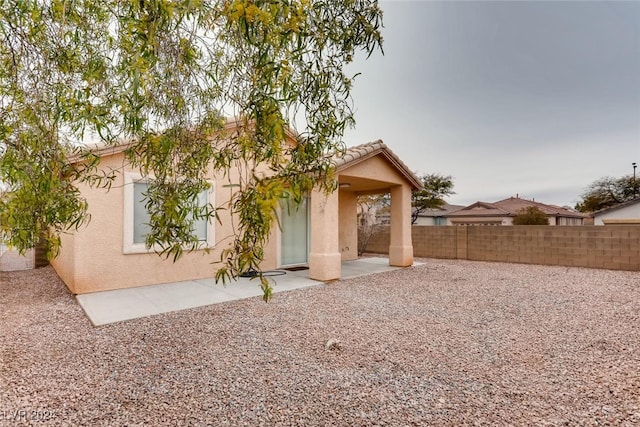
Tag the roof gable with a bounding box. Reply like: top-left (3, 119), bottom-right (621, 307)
top-left (446, 201), bottom-right (510, 217)
top-left (334, 141), bottom-right (422, 190)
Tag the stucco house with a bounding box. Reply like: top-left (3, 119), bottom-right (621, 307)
top-left (445, 197), bottom-right (586, 226)
top-left (50, 128), bottom-right (421, 294)
top-left (592, 198), bottom-right (640, 225)
top-left (413, 203), bottom-right (464, 226)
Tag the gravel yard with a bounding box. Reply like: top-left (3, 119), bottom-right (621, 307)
top-left (1, 259), bottom-right (639, 426)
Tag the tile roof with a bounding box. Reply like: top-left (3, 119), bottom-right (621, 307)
top-left (447, 197), bottom-right (586, 218)
top-left (415, 202), bottom-right (465, 217)
top-left (446, 201), bottom-right (510, 217)
top-left (68, 117), bottom-right (297, 162)
top-left (493, 197), bottom-right (585, 218)
top-left (334, 140), bottom-right (422, 190)
top-left (71, 127), bottom-right (422, 191)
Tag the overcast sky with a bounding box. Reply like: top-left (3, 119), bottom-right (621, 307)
top-left (343, 0), bottom-right (640, 207)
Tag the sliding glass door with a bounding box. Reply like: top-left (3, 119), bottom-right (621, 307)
top-left (280, 198), bottom-right (309, 266)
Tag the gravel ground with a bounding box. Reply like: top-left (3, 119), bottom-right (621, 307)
top-left (1, 259), bottom-right (639, 426)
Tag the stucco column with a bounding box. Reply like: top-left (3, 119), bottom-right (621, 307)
top-left (338, 190), bottom-right (358, 261)
top-left (389, 184), bottom-right (414, 266)
top-left (309, 188), bottom-right (341, 281)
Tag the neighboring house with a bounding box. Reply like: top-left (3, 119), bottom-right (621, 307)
top-left (0, 233), bottom-right (38, 271)
top-left (446, 197), bottom-right (586, 226)
top-left (592, 197), bottom-right (640, 225)
top-left (50, 126), bottom-right (422, 294)
top-left (0, 237), bottom-right (33, 271)
top-left (413, 203), bottom-right (464, 226)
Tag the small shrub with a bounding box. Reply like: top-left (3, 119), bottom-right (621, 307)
top-left (513, 206), bottom-right (550, 225)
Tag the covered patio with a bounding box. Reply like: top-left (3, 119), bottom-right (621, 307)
top-left (308, 141), bottom-right (423, 281)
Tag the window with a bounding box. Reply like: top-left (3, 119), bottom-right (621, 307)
top-left (124, 173), bottom-right (215, 253)
top-left (132, 181), bottom-right (151, 244)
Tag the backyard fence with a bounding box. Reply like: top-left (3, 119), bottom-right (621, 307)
top-left (365, 225), bottom-right (640, 271)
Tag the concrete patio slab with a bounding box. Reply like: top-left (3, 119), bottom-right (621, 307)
top-left (76, 257), bottom-right (421, 326)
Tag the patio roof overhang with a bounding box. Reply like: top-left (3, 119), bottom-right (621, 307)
top-left (334, 140), bottom-right (422, 194)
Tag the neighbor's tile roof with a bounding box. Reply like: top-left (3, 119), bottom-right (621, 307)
top-left (416, 202), bottom-right (466, 217)
top-left (334, 140), bottom-right (422, 190)
top-left (493, 197), bottom-right (585, 218)
top-left (446, 201), bottom-right (511, 217)
top-left (447, 197), bottom-right (585, 218)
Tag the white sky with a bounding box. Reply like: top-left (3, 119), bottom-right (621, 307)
top-left (343, 0), bottom-right (640, 208)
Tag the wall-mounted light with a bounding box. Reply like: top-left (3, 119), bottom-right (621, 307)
top-left (339, 182), bottom-right (351, 189)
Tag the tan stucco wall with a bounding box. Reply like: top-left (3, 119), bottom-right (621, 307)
top-left (389, 185), bottom-right (413, 266)
top-left (50, 232), bottom-right (76, 290)
top-left (338, 190), bottom-right (358, 261)
top-left (337, 153), bottom-right (416, 268)
top-left (339, 155), bottom-right (410, 188)
top-left (52, 152), bottom-right (277, 294)
top-left (308, 188), bottom-right (341, 281)
top-left (51, 139), bottom-right (417, 293)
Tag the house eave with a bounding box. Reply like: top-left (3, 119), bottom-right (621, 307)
top-left (335, 140), bottom-right (423, 191)
top-left (592, 198), bottom-right (640, 217)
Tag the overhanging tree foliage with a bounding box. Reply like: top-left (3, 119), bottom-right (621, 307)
top-left (411, 173), bottom-right (454, 224)
top-left (0, 0), bottom-right (383, 300)
top-left (575, 175), bottom-right (639, 213)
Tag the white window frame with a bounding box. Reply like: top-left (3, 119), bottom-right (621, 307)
top-left (123, 172), bottom-right (215, 254)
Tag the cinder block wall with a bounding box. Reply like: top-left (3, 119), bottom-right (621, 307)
top-left (365, 225), bottom-right (640, 271)
top-left (364, 226), bottom-right (390, 254)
